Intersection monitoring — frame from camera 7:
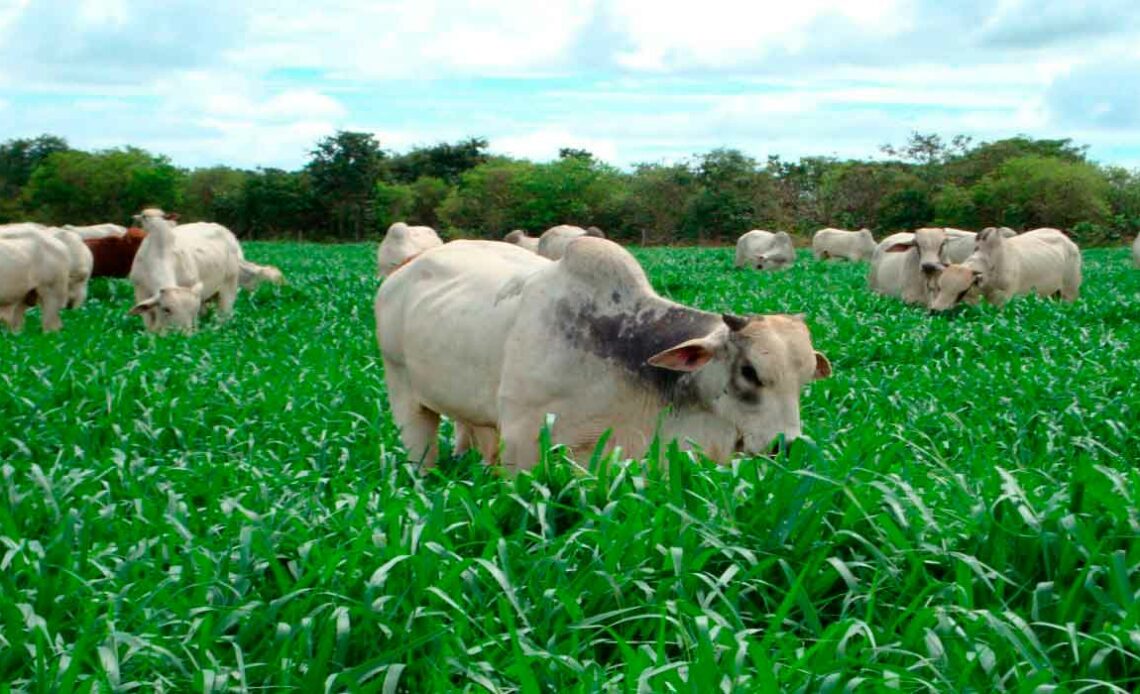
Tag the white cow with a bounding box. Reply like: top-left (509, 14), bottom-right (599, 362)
top-left (503, 229), bottom-right (539, 253)
top-left (930, 227), bottom-right (1082, 311)
top-left (812, 228), bottom-right (876, 262)
top-left (536, 225), bottom-right (604, 260)
top-left (50, 228), bottom-right (94, 308)
top-left (1132, 236), bottom-right (1139, 268)
top-left (735, 230), bottom-right (796, 270)
top-left (0, 227), bottom-right (70, 332)
top-left (376, 238), bottom-right (831, 470)
top-left (868, 227), bottom-right (1013, 306)
top-left (238, 260), bottom-right (285, 290)
top-left (128, 209), bottom-right (242, 332)
top-left (1, 223), bottom-right (93, 308)
top-left (376, 222), bottom-right (442, 277)
top-left (62, 223), bottom-right (129, 240)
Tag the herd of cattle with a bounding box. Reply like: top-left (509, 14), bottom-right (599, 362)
top-left (1, 212), bottom-right (1134, 470)
top-left (0, 211), bottom-right (283, 332)
top-left (373, 221), bottom-right (1130, 469)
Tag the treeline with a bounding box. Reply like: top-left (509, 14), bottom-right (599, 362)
top-left (2, 131), bottom-right (1139, 246)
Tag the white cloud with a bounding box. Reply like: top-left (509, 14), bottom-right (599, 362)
top-left (607, 0), bottom-right (910, 71)
top-left (492, 128), bottom-right (619, 162)
top-left (1, 1), bottom-right (1139, 168)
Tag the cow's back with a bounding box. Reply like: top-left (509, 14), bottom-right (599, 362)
top-left (172, 223), bottom-right (242, 298)
top-left (377, 241), bottom-right (550, 425)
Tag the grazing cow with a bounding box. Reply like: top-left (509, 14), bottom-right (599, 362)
top-left (503, 229), bottom-right (540, 253)
top-left (1133, 236), bottom-right (1140, 268)
top-left (377, 222), bottom-right (442, 277)
top-left (1, 224), bottom-right (94, 308)
top-left (869, 227), bottom-right (1013, 306)
top-left (0, 227), bottom-right (70, 332)
top-left (85, 226), bottom-right (147, 278)
top-left (62, 223), bottom-right (129, 240)
top-left (812, 228), bottom-right (876, 262)
top-left (238, 260), bottom-right (285, 290)
top-left (50, 228), bottom-right (94, 308)
top-left (735, 230), bottom-right (796, 270)
top-left (537, 225), bottom-right (603, 260)
top-left (375, 238), bottom-right (831, 470)
top-left (931, 227), bottom-right (1081, 311)
top-left (128, 209), bottom-right (242, 332)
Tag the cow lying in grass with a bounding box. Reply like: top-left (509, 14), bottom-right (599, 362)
top-left (931, 227), bottom-right (1082, 311)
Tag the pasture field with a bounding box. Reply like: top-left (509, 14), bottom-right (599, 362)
top-left (2, 242), bottom-right (1139, 692)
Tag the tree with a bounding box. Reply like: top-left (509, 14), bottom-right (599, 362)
top-left (306, 131), bottom-right (386, 240)
top-left (240, 168), bottom-right (320, 239)
top-left (971, 155), bottom-right (1109, 232)
top-left (623, 163), bottom-right (696, 244)
top-left (684, 149), bottom-right (783, 243)
top-left (388, 137), bottom-right (489, 184)
top-left (944, 136), bottom-right (1088, 187)
top-left (558, 147), bottom-right (593, 161)
top-left (880, 132), bottom-right (972, 168)
top-left (514, 156), bottom-right (624, 231)
top-left (24, 147), bottom-right (182, 224)
top-left (0, 134), bottom-right (69, 221)
top-left (438, 158), bottom-right (534, 234)
top-left (180, 166), bottom-right (249, 226)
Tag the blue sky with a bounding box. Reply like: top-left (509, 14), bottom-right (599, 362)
top-left (2, 0), bottom-right (1140, 170)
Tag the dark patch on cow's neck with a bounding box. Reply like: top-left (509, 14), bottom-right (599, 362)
top-left (553, 296), bottom-right (721, 404)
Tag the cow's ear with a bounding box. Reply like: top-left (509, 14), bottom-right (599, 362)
top-left (648, 337), bottom-right (718, 372)
top-left (885, 241), bottom-right (913, 253)
top-left (722, 313), bottom-right (749, 331)
top-left (129, 295), bottom-right (159, 316)
top-left (813, 352), bottom-right (832, 380)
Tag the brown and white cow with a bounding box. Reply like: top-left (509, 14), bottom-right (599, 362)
top-left (375, 237), bottom-right (831, 470)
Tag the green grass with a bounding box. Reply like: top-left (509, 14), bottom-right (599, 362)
top-left (2, 243), bottom-right (1139, 691)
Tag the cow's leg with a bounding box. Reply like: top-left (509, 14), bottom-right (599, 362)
top-left (39, 286), bottom-right (65, 333)
top-left (216, 277), bottom-right (239, 320)
top-left (469, 425), bottom-right (500, 464)
top-left (385, 364), bottom-right (440, 467)
top-left (500, 413), bottom-right (544, 472)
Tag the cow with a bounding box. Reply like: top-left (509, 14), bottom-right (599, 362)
top-left (503, 229), bottom-right (540, 253)
top-left (84, 226), bottom-right (147, 278)
top-left (128, 209), bottom-right (242, 332)
top-left (537, 225), bottom-right (603, 260)
top-left (0, 226), bottom-right (70, 332)
top-left (375, 237), bottom-right (831, 470)
top-left (50, 228), bottom-right (94, 308)
top-left (930, 227), bottom-right (1082, 311)
top-left (377, 222), bottom-right (442, 277)
top-left (812, 228), bottom-right (875, 262)
top-left (735, 230), bottom-right (796, 270)
top-left (62, 223), bottom-right (129, 240)
top-left (868, 227), bottom-right (1014, 306)
top-left (1133, 236), bottom-right (1140, 268)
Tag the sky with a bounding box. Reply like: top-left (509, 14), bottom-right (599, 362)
top-left (1, 0), bottom-right (1139, 170)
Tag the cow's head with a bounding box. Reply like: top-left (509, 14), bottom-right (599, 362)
top-left (929, 264), bottom-right (981, 312)
top-left (914, 227), bottom-right (957, 276)
top-left (646, 313), bottom-right (830, 457)
top-left (129, 283), bottom-right (203, 332)
top-left (134, 208), bottom-right (177, 235)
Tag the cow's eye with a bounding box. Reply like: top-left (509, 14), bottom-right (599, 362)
top-left (741, 364), bottom-right (761, 386)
